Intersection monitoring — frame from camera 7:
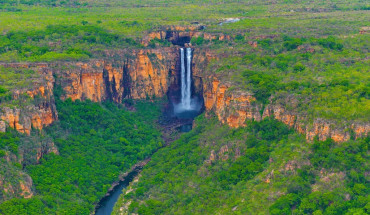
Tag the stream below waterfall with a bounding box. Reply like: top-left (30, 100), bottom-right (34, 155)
top-left (95, 47), bottom-right (202, 214)
top-left (94, 169), bottom-right (139, 215)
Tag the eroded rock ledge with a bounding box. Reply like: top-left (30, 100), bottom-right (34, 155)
top-left (1, 46), bottom-right (368, 143)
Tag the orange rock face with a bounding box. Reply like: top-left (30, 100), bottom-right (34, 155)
top-left (19, 181), bottom-right (33, 199)
top-left (0, 66), bottom-right (57, 134)
top-left (1, 104), bottom-right (56, 135)
top-left (262, 104), bottom-right (364, 143)
top-left (1, 46), bottom-right (368, 144)
top-left (129, 49), bottom-right (174, 99)
top-left (352, 124), bottom-right (370, 139)
top-left (192, 49), bottom-right (368, 142)
top-left (58, 48), bottom-right (177, 103)
top-left (59, 60), bottom-right (105, 102)
top-left (203, 77), bottom-right (261, 128)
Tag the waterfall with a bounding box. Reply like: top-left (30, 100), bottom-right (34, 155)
top-left (174, 47), bottom-right (202, 118)
top-left (186, 48), bottom-right (192, 109)
top-left (180, 48), bottom-right (186, 106)
top-left (180, 48), bottom-right (192, 110)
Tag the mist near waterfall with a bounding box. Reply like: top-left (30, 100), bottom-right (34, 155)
top-left (173, 47), bottom-right (203, 119)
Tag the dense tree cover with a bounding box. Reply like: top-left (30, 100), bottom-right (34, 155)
top-left (113, 116), bottom-right (291, 214)
top-left (0, 98), bottom-right (164, 214)
top-left (114, 115), bottom-right (369, 214)
top-left (0, 24), bottom-right (140, 62)
top-left (270, 138), bottom-right (369, 215)
top-left (206, 34), bottom-right (369, 122)
top-left (0, 130), bottom-right (19, 155)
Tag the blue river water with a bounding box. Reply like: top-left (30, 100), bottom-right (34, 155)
top-left (95, 171), bottom-right (137, 215)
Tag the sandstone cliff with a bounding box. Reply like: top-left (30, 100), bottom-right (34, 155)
top-left (0, 64), bottom-right (59, 202)
top-left (0, 64), bottom-right (58, 134)
top-left (1, 35), bottom-right (368, 144)
top-left (191, 49), bottom-right (369, 142)
top-left (56, 48), bottom-right (178, 103)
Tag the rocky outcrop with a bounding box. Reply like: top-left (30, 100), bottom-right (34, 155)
top-left (141, 26), bottom-right (231, 46)
top-left (56, 61), bottom-right (106, 102)
top-left (203, 78), bottom-right (261, 128)
top-left (0, 120), bottom-right (5, 132)
top-left (191, 48), bottom-right (369, 142)
top-left (57, 48), bottom-right (178, 103)
top-left (201, 75), bottom-right (369, 142)
top-left (262, 104), bottom-right (369, 142)
top-left (192, 49), bottom-right (261, 128)
top-left (0, 156), bottom-right (35, 202)
top-left (35, 141), bottom-right (59, 163)
top-left (0, 65), bottom-right (57, 134)
top-left (19, 176), bottom-right (33, 199)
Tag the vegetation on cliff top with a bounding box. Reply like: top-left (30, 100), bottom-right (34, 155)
top-left (203, 34), bottom-right (369, 123)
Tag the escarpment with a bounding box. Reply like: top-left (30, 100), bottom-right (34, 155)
top-left (191, 49), bottom-right (369, 142)
top-left (0, 31), bottom-right (368, 143)
top-left (56, 48), bottom-right (178, 103)
top-left (262, 104), bottom-right (369, 142)
top-left (0, 63), bottom-right (57, 135)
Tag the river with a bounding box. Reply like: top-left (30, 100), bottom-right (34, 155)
top-left (94, 170), bottom-right (138, 215)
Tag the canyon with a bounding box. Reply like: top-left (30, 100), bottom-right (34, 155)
top-left (0, 27), bottom-right (369, 209)
top-left (1, 29), bottom-right (369, 143)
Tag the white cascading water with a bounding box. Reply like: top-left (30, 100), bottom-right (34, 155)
top-left (185, 47), bottom-right (192, 109)
top-left (180, 48), bottom-right (192, 110)
top-left (180, 48), bottom-right (186, 106)
top-left (175, 47), bottom-right (201, 117)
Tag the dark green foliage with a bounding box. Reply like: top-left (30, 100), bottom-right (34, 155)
top-left (258, 38), bottom-right (272, 49)
top-left (191, 36), bottom-right (208, 46)
top-left (283, 36), bottom-right (303, 51)
top-left (0, 130), bottom-right (20, 154)
top-left (269, 137), bottom-right (369, 215)
top-left (286, 176), bottom-right (311, 196)
top-left (0, 86), bottom-right (7, 94)
top-left (293, 63), bottom-right (305, 72)
top-left (241, 70), bottom-right (278, 103)
top-left (148, 38), bottom-right (171, 48)
top-left (214, 119), bottom-right (291, 187)
top-left (269, 193), bottom-right (300, 215)
top-left (317, 36), bottom-right (343, 51)
top-left (115, 113), bottom-right (368, 215)
top-left (0, 198), bottom-right (48, 214)
top-left (234, 34), bottom-right (244, 41)
top-left (0, 98), bottom-right (163, 214)
top-left (0, 85), bottom-right (12, 103)
top-left (124, 117), bottom-right (294, 214)
top-left (0, 24), bottom-right (140, 62)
